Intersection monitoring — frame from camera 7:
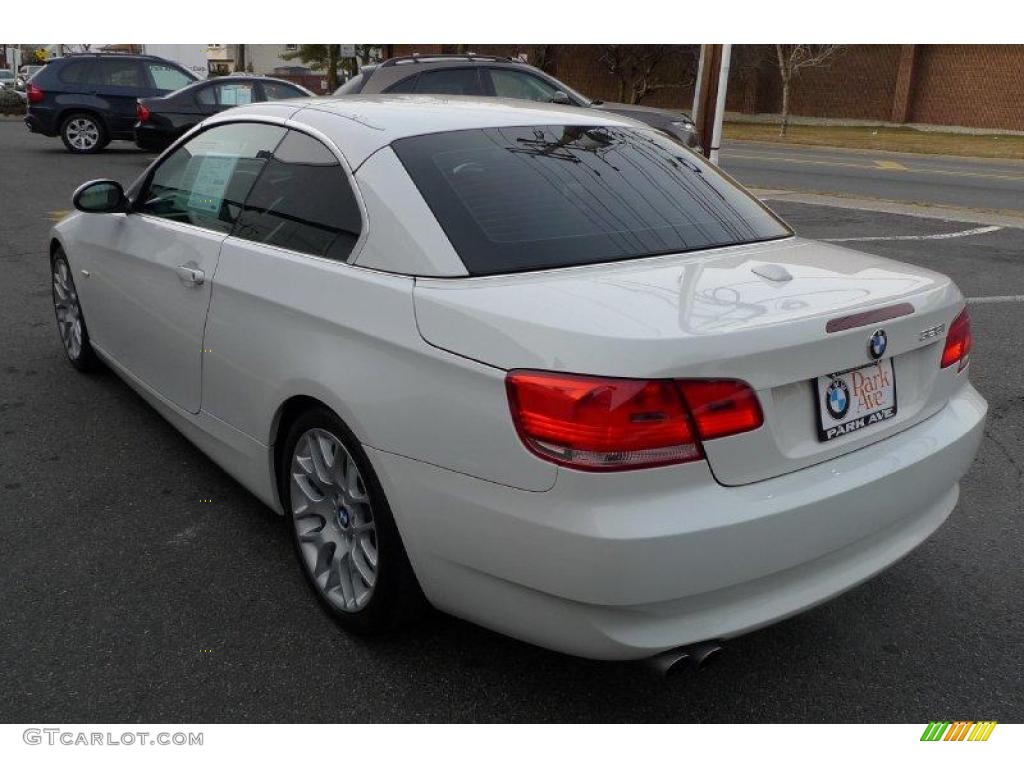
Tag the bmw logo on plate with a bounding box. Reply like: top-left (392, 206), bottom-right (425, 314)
top-left (825, 378), bottom-right (851, 420)
top-left (868, 329), bottom-right (887, 360)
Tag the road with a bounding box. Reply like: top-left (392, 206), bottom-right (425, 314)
top-left (722, 139), bottom-right (1024, 213)
top-left (0, 122), bottom-right (1022, 722)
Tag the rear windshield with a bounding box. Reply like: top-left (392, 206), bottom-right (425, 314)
top-left (392, 125), bottom-right (791, 276)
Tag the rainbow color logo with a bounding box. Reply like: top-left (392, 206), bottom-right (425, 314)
top-left (921, 721), bottom-right (997, 741)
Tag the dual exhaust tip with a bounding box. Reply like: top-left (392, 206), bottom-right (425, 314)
top-left (645, 641), bottom-right (723, 677)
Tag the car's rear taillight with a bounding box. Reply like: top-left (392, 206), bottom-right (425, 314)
top-left (136, 103), bottom-right (151, 122)
top-left (506, 371), bottom-right (762, 472)
top-left (26, 83), bottom-right (44, 103)
top-left (677, 379), bottom-right (765, 440)
top-left (941, 307), bottom-right (972, 372)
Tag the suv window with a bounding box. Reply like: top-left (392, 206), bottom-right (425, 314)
top-left (262, 81), bottom-right (305, 100)
top-left (233, 130), bottom-right (362, 261)
top-left (488, 68), bottom-right (561, 103)
top-left (393, 125), bottom-right (791, 276)
top-left (400, 67), bottom-right (482, 96)
top-left (96, 59), bottom-right (144, 88)
top-left (147, 62), bottom-right (193, 91)
top-left (138, 122), bottom-right (287, 234)
top-left (58, 60), bottom-right (94, 85)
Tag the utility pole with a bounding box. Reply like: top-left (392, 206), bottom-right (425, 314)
top-left (709, 44), bottom-right (731, 164)
top-left (691, 44), bottom-right (732, 164)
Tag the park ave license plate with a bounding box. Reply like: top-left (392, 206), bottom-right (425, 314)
top-left (815, 359), bottom-right (897, 441)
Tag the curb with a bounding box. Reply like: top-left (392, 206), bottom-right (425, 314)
top-left (753, 188), bottom-right (1024, 230)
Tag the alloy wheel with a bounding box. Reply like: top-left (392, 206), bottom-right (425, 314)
top-left (66, 118), bottom-right (100, 151)
top-left (289, 428), bottom-right (379, 612)
top-left (52, 257), bottom-right (83, 360)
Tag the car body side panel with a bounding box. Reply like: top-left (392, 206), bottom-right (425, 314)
top-left (200, 239), bottom-right (556, 492)
top-left (57, 211), bottom-right (225, 413)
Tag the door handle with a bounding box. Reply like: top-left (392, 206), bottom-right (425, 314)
top-left (176, 264), bottom-right (205, 286)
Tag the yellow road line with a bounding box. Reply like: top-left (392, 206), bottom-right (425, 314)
top-left (874, 159), bottom-right (908, 170)
top-left (47, 210), bottom-right (71, 222)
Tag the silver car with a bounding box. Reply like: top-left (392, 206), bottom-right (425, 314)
top-left (336, 53), bottom-right (701, 149)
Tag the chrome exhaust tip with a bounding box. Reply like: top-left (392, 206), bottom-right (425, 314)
top-left (645, 641), bottom-right (723, 677)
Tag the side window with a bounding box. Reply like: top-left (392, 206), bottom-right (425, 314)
top-left (195, 82), bottom-right (255, 106)
top-left (138, 122), bottom-right (287, 234)
top-left (488, 69), bottom-right (559, 103)
top-left (96, 60), bottom-right (144, 88)
top-left (262, 81), bottom-right (305, 100)
top-left (195, 85), bottom-right (217, 106)
top-left (147, 62), bottom-right (193, 91)
top-left (233, 130), bottom-right (362, 261)
top-left (58, 60), bottom-right (94, 85)
top-left (412, 68), bottom-right (482, 96)
top-left (217, 82), bottom-right (255, 105)
top-left (384, 74), bottom-right (418, 94)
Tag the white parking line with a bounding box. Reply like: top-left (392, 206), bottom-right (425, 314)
top-left (967, 295), bottom-right (1024, 304)
top-left (825, 225), bottom-right (1003, 243)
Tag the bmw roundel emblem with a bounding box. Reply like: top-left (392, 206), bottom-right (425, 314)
top-left (825, 378), bottom-right (850, 419)
top-left (868, 329), bottom-right (887, 360)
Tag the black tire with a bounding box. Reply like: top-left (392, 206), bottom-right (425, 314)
top-left (51, 248), bottom-right (101, 372)
top-left (281, 407), bottom-right (426, 634)
top-left (59, 112), bottom-right (108, 154)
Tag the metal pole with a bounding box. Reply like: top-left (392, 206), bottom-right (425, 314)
top-left (691, 45), bottom-right (706, 120)
top-left (709, 44), bottom-right (732, 165)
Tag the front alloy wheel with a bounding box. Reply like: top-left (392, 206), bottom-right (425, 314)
top-left (51, 250), bottom-right (99, 371)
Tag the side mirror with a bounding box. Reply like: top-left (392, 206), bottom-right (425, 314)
top-left (73, 179), bottom-right (127, 214)
top-left (551, 90), bottom-right (572, 105)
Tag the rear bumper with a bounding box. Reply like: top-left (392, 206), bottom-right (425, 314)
top-left (371, 382), bottom-right (986, 660)
top-left (134, 122), bottom-right (176, 151)
top-left (24, 110), bottom-right (56, 136)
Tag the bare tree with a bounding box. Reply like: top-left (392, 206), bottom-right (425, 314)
top-left (525, 44), bottom-right (557, 75)
top-left (600, 45), bottom-right (698, 105)
top-left (355, 45), bottom-right (384, 70)
top-left (774, 44), bottom-right (844, 136)
top-left (283, 45), bottom-right (344, 92)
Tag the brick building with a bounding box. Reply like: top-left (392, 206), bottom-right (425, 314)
top-left (387, 44), bottom-right (1024, 132)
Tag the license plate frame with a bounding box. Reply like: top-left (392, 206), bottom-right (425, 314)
top-left (813, 359), bottom-right (898, 442)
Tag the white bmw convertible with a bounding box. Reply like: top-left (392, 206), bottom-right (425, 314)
top-left (50, 96), bottom-right (986, 662)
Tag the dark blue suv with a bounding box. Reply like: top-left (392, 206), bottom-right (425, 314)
top-left (25, 53), bottom-right (196, 153)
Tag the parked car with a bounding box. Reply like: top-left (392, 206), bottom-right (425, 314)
top-left (135, 75), bottom-right (315, 151)
top-left (24, 53), bottom-right (196, 153)
top-left (336, 53), bottom-right (701, 149)
top-left (0, 69), bottom-right (16, 90)
top-left (15, 64), bottom-right (46, 91)
top-left (50, 96), bottom-right (985, 662)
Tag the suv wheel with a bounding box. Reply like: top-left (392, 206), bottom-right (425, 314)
top-left (60, 113), bottom-right (108, 154)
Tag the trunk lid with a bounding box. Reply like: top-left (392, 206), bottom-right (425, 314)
top-left (413, 237), bottom-right (965, 485)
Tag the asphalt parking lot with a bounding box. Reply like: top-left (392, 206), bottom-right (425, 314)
top-left (1, 121), bottom-right (1021, 722)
